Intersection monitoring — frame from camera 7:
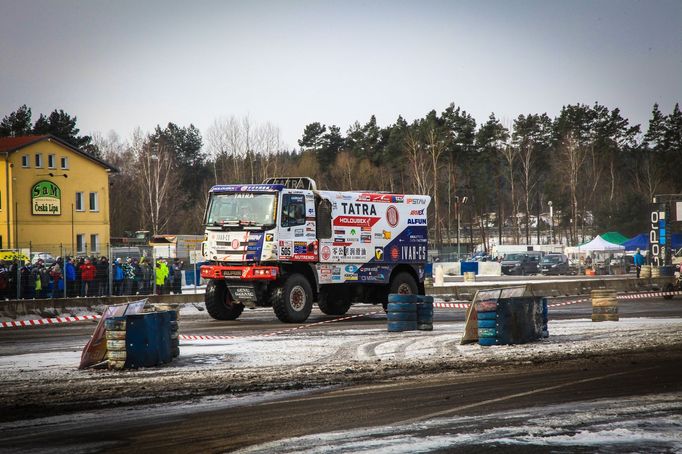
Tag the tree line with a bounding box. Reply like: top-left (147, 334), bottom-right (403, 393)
top-left (1, 102), bottom-right (680, 249)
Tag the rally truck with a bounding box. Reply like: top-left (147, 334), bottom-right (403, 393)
top-left (200, 177), bottom-right (431, 323)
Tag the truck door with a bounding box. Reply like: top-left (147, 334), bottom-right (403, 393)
top-left (277, 191), bottom-right (317, 261)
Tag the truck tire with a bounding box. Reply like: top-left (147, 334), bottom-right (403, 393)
top-left (205, 280), bottom-right (244, 321)
top-left (271, 274), bottom-right (313, 323)
top-left (663, 283), bottom-right (675, 300)
top-left (389, 272), bottom-right (418, 296)
top-left (318, 287), bottom-right (351, 316)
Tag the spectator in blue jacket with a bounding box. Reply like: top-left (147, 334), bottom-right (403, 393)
top-left (64, 257), bottom-right (77, 297)
top-left (112, 258), bottom-right (125, 295)
top-left (633, 248), bottom-right (645, 278)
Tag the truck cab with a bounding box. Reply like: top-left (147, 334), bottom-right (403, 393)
top-left (200, 177), bottom-right (431, 323)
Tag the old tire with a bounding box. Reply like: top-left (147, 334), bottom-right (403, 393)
top-left (387, 311), bottom-right (418, 321)
top-left (387, 320), bottom-right (418, 332)
top-left (386, 302), bottom-right (417, 312)
top-left (205, 280), bottom-right (244, 321)
top-left (318, 286), bottom-right (351, 316)
top-left (271, 274), bottom-right (313, 323)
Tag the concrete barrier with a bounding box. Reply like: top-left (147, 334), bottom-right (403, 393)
top-left (433, 261), bottom-right (502, 278)
top-left (0, 294), bottom-right (204, 318)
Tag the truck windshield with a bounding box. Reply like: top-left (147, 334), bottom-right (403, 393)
top-left (206, 193), bottom-right (276, 228)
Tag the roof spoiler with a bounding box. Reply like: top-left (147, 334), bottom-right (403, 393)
top-left (262, 177), bottom-right (317, 190)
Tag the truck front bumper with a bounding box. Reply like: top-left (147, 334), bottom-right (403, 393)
top-left (200, 264), bottom-right (278, 281)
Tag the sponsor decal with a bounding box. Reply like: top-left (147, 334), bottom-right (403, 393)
top-left (350, 228), bottom-right (357, 236)
top-left (340, 203), bottom-right (377, 216)
top-left (386, 205), bottom-right (399, 227)
top-left (361, 234), bottom-right (371, 243)
top-left (321, 246), bottom-right (331, 260)
top-left (334, 229), bottom-right (345, 235)
top-left (361, 226), bottom-right (371, 232)
top-left (406, 197), bottom-right (427, 205)
top-left (390, 246), bottom-right (400, 261)
top-left (294, 228), bottom-right (304, 237)
top-left (383, 230), bottom-right (392, 239)
top-left (401, 245), bottom-right (427, 261)
top-left (357, 193), bottom-right (404, 204)
top-left (294, 242), bottom-right (307, 254)
top-left (265, 233), bottom-right (274, 242)
top-left (343, 273), bottom-right (358, 281)
top-left (334, 237), bottom-right (345, 243)
top-left (233, 193), bottom-right (255, 198)
top-left (375, 247), bottom-right (384, 260)
top-left (407, 218), bottom-right (427, 225)
top-left (231, 239), bottom-right (240, 249)
top-left (374, 233), bottom-right (383, 239)
top-left (293, 254), bottom-right (316, 261)
top-left (333, 216), bottom-right (381, 228)
top-left (281, 246), bottom-right (292, 256)
top-left (346, 247), bottom-right (368, 258)
top-left (345, 265), bottom-right (359, 273)
top-left (409, 209), bottom-right (425, 216)
top-left (307, 208), bottom-right (315, 215)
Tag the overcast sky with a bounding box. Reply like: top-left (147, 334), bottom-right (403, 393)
top-left (1, 0), bottom-right (680, 148)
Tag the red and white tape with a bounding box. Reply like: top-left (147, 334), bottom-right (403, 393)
top-left (0, 314), bottom-right (100, 328)
top-left (179, 310), bottom-right (382, 341)
top-left (434, 302), bottom-right (470, 309)
top-left (617, 290), bottom-right (682, 299)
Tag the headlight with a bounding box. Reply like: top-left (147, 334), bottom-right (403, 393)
top-left (551, 264), bottom-right (557, 268)
top-left (513, 263), bottom-right (520, 267)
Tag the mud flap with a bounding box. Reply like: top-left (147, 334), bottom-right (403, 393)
top-left (227, 284), bottom-right (257, 304)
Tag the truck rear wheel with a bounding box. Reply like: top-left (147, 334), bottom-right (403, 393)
top-left (382, 272), bottom-right (419, 311)
top-left (270, 274), bottom-right (313, 323)
top-left (205, 280), bottom-right (244, 320)
top-left (318, 286), bottom-right (351, 316)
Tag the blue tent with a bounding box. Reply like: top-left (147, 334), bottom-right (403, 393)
top-left (623, 233), bottom-right (682, 251)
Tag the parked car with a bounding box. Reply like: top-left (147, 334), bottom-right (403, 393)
top-left (31, 252), bottom-right (56, 266)
top-left (540, 254), bottom-right (569, 275)
top-left (501, 252), bottom-right (541, 275)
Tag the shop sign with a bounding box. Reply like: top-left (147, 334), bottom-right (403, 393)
top-left (31, 180), bottom-right (61, 215)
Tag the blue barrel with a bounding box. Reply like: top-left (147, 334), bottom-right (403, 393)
top-left (477, 297), bottom-right (544, 346)
top-left (123, 311), bottom-right (175, 368)
top-left (416, 301), bottom-right (433, 331)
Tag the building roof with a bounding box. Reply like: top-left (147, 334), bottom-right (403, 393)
top-left (0, 134), bottom-right (118, 172)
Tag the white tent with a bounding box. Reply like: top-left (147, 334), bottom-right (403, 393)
top-left (565, 235), bottom-right (624, 255)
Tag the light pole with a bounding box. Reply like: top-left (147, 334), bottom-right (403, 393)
top-left (548, 201), bottom-right (553, 244)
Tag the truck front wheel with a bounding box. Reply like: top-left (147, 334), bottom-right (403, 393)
top-left (205, 280), bottom-right (244, 320)
top-left (270, 274), bottom-right (313, 323)
top-left (318, 286), bottom-right (351, 316)
top-left (383, 272), bottom-right (419, 311)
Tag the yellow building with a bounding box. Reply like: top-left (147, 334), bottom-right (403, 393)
top-left (0, 135), bottom-right (117, 257)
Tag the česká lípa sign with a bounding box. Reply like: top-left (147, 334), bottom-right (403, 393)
top-left (31, 180), bottom-right (61, 215)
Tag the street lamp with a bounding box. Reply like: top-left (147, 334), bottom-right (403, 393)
top-left (456, 196), bottom-right (468, 260)
top-left (548, 201), bottom-right (553, 244)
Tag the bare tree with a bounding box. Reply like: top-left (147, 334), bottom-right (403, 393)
top-left (133, 132), bottom-right (181, 235)
top-left (555, 132), bottom-right (588, 245)
top-left (499, 144), bottom-right (519, 243)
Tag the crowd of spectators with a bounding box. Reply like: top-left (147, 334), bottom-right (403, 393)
top-left (0, 256), bottom-right (185, 300)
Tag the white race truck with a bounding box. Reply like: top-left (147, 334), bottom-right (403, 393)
top-left (200, 177), bottom-right (431, 323)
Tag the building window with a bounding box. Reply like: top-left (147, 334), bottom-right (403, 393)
top-left (76, 234), bottom-right (85, 253)
top-left (60, 156), bottom-right (69, 169)
top-left (21, 155), bottom-right (30, 167)
top-left (35, 153), bottom-right (43, 168)
top-left (75, 192), bottom-right (84, 211)
top-left (48, 154), bottom-right (56, 169)
top-left (90, 234), bottom-right (99, 253)
top-left (89, 192), bottom-right (99, 211)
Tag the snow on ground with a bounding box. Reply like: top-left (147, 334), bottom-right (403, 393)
top-left (238, 392), bottom-right (682, 453)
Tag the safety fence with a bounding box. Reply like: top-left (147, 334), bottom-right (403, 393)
top-left (0, 242), bottom-right (205, 300)
top-left (2, 289), bottom-right (679, 331)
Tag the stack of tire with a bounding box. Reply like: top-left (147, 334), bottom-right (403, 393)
top-left (386, 294), bottom-right (434, 332)
top-left (105, 317), bottom-right (127, 370)
top-left (541, 297), bottom-right (549, 338)
top-left (170, 311), bottom-right (180, 358)
top-left (476, 299), bottom-right (499, 346)
top-left (387, 294), bottom-right (417, 332)
top-left (416, 295), bottom-right (434, 331)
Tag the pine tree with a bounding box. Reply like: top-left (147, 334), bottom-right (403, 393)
top-left (0, 105), bottom-right (33, 137)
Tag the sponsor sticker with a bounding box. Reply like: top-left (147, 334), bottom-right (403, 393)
top-left (386, 205), bottom-right (399, 227)
top-left (333, 216), bottom-right (381, 228)
top-left (374, 247), bottom-right (384, 260)
top-left (321, 246), bottom-right (331, 260)
top-left (265, 233), bottom-right (274, 242)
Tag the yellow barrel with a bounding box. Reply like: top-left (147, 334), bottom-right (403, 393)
top-left (591, 289), bottom-right (618, 322)
top-left (640, 265), bottom-right (651, 279)
top-left (651, 266), bottom-right (660, 278)
top-left (463, 272), bottom-right (476, 282)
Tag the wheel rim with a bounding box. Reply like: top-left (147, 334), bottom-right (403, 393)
top-left (397, 283), bottom-right (412, 294)
top-left (290, 285), bottom-right (306, 311)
